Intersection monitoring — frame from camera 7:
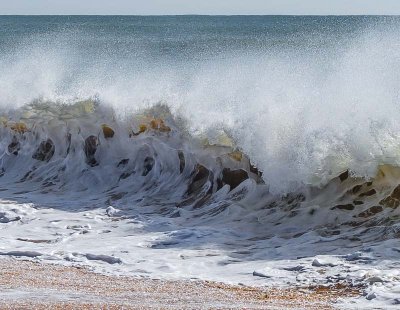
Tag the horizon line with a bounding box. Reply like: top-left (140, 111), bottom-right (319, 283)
top-left (1, 14), bottom-right (400, 17)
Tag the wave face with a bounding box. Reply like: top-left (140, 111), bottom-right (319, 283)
top-left (1, 17), bottom-right (400, 305)
top-left (1, 98), bottom-right (400, 243)
top-left (0, 15), bottom-right (400, 230)
top-left (1, 16), bottom-right (400, 193)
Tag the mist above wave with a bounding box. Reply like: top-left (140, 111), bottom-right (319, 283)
top-left (1, 17), bottom-right (400, 193)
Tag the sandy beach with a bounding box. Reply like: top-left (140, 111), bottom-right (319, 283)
top-left (0, 258), bottom-right (362, 309)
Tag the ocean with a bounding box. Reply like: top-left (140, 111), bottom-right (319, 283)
top-left (0, 16), bottom-right (400, 308)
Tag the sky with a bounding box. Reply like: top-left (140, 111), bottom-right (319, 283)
top-left (1, 0), bottom-right (400, 15)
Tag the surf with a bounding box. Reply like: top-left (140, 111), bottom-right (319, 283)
top-left (1, 16), bottom-right (400, 307)
top-left (0, 98), bottom-right (399, 237)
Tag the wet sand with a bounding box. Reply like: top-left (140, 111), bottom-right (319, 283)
top-left (0, 258), bottom-right (361, 309)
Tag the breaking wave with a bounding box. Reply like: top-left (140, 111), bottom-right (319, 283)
top-left (1, 17), bottom-right (400, 239)
top-left (0, 98), bottom-right (399, 242)
top-left (2, 26), bottom-right (400, 195)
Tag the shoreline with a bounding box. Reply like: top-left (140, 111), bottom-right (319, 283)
top-left (0, 258), bottom-right (362, 309)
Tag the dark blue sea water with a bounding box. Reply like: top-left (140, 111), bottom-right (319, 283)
top-left (0, 15), bottom-right (396, 59)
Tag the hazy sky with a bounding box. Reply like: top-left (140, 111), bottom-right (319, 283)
top-left (1, 0), bottom-right (400, 15)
